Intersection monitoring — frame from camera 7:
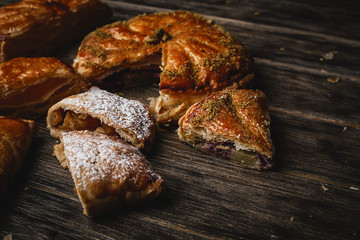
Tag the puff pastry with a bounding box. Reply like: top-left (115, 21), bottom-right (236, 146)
top-left (0, 0), bottom-right (112, 62)
top-left (73, 10), bottom-right (254, 123)
top-left (53, 130), bottom-right (165, 217)
top-left (47, 87), bottom-right (155, 152)
top-left (0, 57), bottom-right (88, 117)
top-left (0, 116), bottom-right (36, 195)
top-left (177, 89), bottom-right (274, 170)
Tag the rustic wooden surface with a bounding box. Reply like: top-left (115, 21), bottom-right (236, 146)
top-left (1, 0), bottom-right (360, 239)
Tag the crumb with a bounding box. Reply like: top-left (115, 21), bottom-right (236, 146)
top-left (290, 217), bottom-right (294, 222)
top-left (343, 126), bottom-right (347, 132)
top-left (327, 77), bottom-right (339, 83)
top-left (270, 235), bottom-right (279, 239)
top-left (279, 47), bottom-right (285, 51)
top-left (254, 11), bottom-right (261, 16)
top-left (24, 187), bottom-right (29, 191)
top-left (350, 186), bottom-right (359, 191)
top-left (321, 185), bottom-right (329, 191)
top-left (319, 57), bottom-right (324, 61)
top-left (4, 234), bottom-right (13, 240)
top-left (322, 51), bottom-right (338, 60)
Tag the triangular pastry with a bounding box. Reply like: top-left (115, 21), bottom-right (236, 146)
top-left (0, 57), bottom-right (88, 117)
top-left (0, 116), bottom-right (36, 195)
top-left (47, 87), bottom-right (155, 152)
top-left (177, 89), bottom-right (275, 170)
top-left (73, 11), bottom-right (254, 123)
top-left (53, 130), bottom-right (166, 217)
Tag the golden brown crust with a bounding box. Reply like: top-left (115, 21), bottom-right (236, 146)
top-left (178, 89), bottom-right (274, 158)
top-left (0, 116), bottom-right (36, 195)
top-left (73, 11), bottom-right (254, 123)
top-left (0, 0), bottom-right (112, 62)
top-left (47, 87), bottom-right (155, 153)
top-left (0, 57), bottom-right (88, 117)
top-left (54, 130), bottom-right (165, 217)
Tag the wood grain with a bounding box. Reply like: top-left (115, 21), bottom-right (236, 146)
top-left (1, 0), bottom-right (359, 239)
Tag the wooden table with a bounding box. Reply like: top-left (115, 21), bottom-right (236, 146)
top-left (1, 0), bottom-right (359, 239)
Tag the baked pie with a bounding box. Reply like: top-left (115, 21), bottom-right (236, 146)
top-left (73, 10), bottom-right (254, 123)
top-left (0, 0), bottom-right (112, 62)
top-left (177, 89), bottom-right (274, 170)
top-left (53, 130), bottom-right (166, 217)
top-left (0, 116), bottom-right (36, 195)
top-left (47, 87), bottom-right (155, 152)
top-left (0, 57), bottom-right (88, 117)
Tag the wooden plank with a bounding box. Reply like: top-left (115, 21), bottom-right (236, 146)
top-left (105, 0), bottom-right (360, 40)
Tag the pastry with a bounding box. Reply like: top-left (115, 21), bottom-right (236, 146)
top-left (0, 0), bottom-right (112, 62)
top-left (177, 89), bottom-right (274, 170)
top-left (47, 87), bottom-right (155, 152)
top-left (0, 116), bottom-right (36, 195)
top-left (0, 57), bottom-right (88, 117)
top-left (73, 10), bottom-right (254, 123)
top-left (53, 130), bottom-right (166, 217)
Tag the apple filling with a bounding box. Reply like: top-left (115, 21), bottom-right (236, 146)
top-left (49, 109), bottom-right (117, 137)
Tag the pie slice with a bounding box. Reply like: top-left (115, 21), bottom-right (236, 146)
top-left (0, 116), bottom-right (36, 195)
top-left (53, 130), bottom-right (166, 217)
top-left (73, 10), bottom-right (254, 123)
top-left (47, 87), bottom-right (155, 153)
top-left (177, 89), bottom-right (275, 170)
top-left (0, 57), bottom-right (88, 117)
top-left (0, 0), bottom-right (111, 62)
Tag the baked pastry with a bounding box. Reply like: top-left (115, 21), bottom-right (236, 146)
top-left (0, 57), bottom-right (88, 117)
top-left (73, 10), bottom-right (254, 123)
top-left (47, 87), bottom-right (155, 152)
top-left (0, 116), bottom-right (36, 195)
top-left (53, 130), bottom-right (165, 217)
top-left (0, 0), bottom-right (112, 62)
top-left (177, 89), bottom-right (274, 170)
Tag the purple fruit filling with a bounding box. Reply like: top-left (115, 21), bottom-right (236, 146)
top-left (200, 141), bottom-right (273, 169)
top-left (200, 142), bottom-right (234, 160)
top-left (255, 153), bottom-right (273, 170)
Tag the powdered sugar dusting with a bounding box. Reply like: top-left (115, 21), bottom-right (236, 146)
top-left (58, 87), bottom-right (153, 141)
top-left (61, 130), bottom-right (159, 193)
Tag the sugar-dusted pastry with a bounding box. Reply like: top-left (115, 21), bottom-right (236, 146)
top-left (47, 87), bottom-right (155, 152)
top-left (177, 89), bottom-right (274, 170)
top-left (0, 57), bottom-right (88, 117)
top-left (73, 10), bottom-right (254, 123)
top-left (0, 116), bottom-right (36, 195)
top-left (53, 130), bottom-right (165, 217)
top-left (0, 0), bottom-right (112, 62)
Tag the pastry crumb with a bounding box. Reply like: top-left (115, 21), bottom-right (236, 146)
top-left (350, 186), bottom-right (359, 191)
top-left (279, 47), bottom-right (285, 51)
top-left (327, 77), bottom-right (339, 83)
top-left (24, 187), bottom-right (29, 191)
top-left (321, 185), bottom-right (329, 191)
top-left (4, 233), bottom-right (13, 240)
top-left (322, 51), bottom-right (338, 60)
top-left (254, 11), bottom-right (261, 16)
top-left (343, 126), bottom-right (347, 132)
top-left (290, 217), bottom-right (294, 222)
